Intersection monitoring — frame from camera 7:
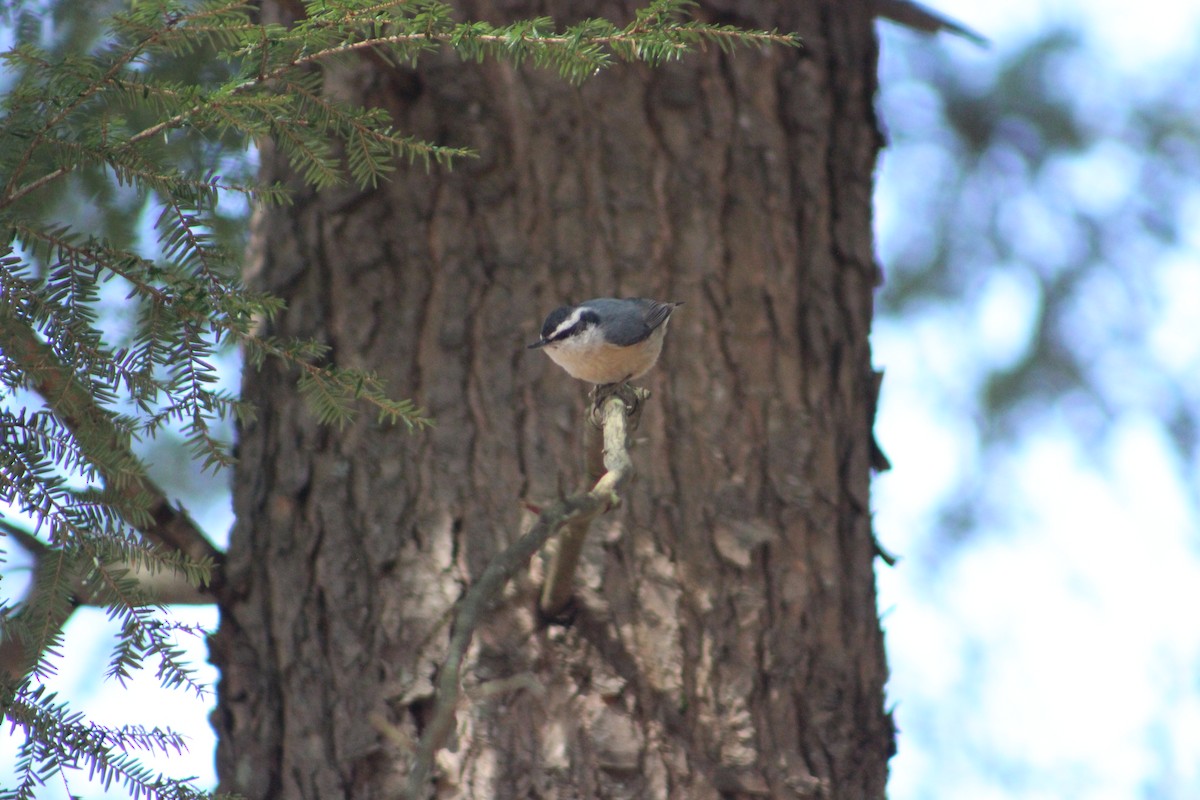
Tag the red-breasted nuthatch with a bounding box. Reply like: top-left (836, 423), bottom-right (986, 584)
top-left (528, 297), bottom-right (682, 385)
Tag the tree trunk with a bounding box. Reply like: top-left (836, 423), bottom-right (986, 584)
top-left (210, 1), bottom-right (893, 798)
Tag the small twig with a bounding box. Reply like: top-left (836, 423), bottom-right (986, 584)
top-left (468, 673), bottom-right (545, 701)
top-left (369, 711), bottom-right (415, 753)
top-left (403, 393), bottom-right (636, 800)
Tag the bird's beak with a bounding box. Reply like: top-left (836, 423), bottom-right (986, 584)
top-left (527, 339), bottom-right (547, 349)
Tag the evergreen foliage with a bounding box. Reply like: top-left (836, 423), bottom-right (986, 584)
top-left (0, 0), bottom-right (799, 795)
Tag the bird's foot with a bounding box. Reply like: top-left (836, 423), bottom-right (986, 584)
top-left (588, 383), bottom-right (648, 430)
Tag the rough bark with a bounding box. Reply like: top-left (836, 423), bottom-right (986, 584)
top-left (210, 1), bottom-right (893, 798)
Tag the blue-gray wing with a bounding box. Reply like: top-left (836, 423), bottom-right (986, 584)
top-left (578, 298), bottom-right (679, 346)
top-left (619, 296), bottom-right (686, 343)
top-left (638, 299), bottom-right (678, 334)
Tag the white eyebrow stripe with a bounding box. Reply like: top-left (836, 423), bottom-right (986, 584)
top-left (548, 306), bottom-right (586, 340)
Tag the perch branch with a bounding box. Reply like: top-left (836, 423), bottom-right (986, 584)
top-left (538, 386), bottom-right (646, 616)
top-left (403, 392), bottom-right (636, 800)
top-left (538, 398), bottom-right (608, 616)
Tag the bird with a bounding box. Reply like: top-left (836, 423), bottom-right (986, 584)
top-left (528, 297), bottom-right (682, 386)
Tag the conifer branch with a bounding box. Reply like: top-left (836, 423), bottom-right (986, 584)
top-left (5, 683), bottom-right (209, 800)
top-left (241, 333), bottom-right (431, 428)
top-left (0, 310), bottom-right (222, 568)
top-left (0, 309), bottom-right (221, 682)
top-left (1, 32), bottom-right (149, 202)
top-left (2, 0), bottom-right (798, 207)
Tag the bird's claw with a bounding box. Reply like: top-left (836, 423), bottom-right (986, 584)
top-left (588, 383), bottom-right (648, 430)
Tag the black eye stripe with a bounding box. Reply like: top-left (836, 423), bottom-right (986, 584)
top-left (548, 310), bottom-right (600, 339)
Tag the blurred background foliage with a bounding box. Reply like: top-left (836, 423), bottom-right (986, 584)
top-left (877, 19), bottom-right (1199, 551)
top-left (875, 6), bottom-right (1200, 799)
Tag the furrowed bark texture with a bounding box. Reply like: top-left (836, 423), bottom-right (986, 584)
top-left (210, 1), bottom-right (893, 797)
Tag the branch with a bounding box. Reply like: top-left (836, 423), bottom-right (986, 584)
top-left (0, 17), bottom-right (157, 203)
top-left (0, 519), bottom-right (209, 682)
top-left (873, 0), bottom-right (989, 46)
top-left (0, 8), bottom-right (799, 209)
top-left (539, 387), bottom-right (646, 616)
top-left (4, 519), bottom-right (210, 606)
top-left (0, 312), bottom-right (222, 566)
top-left (403, 392), bottom-right (638, 800)
top-left (0, 311), bottom-right (223, 682)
